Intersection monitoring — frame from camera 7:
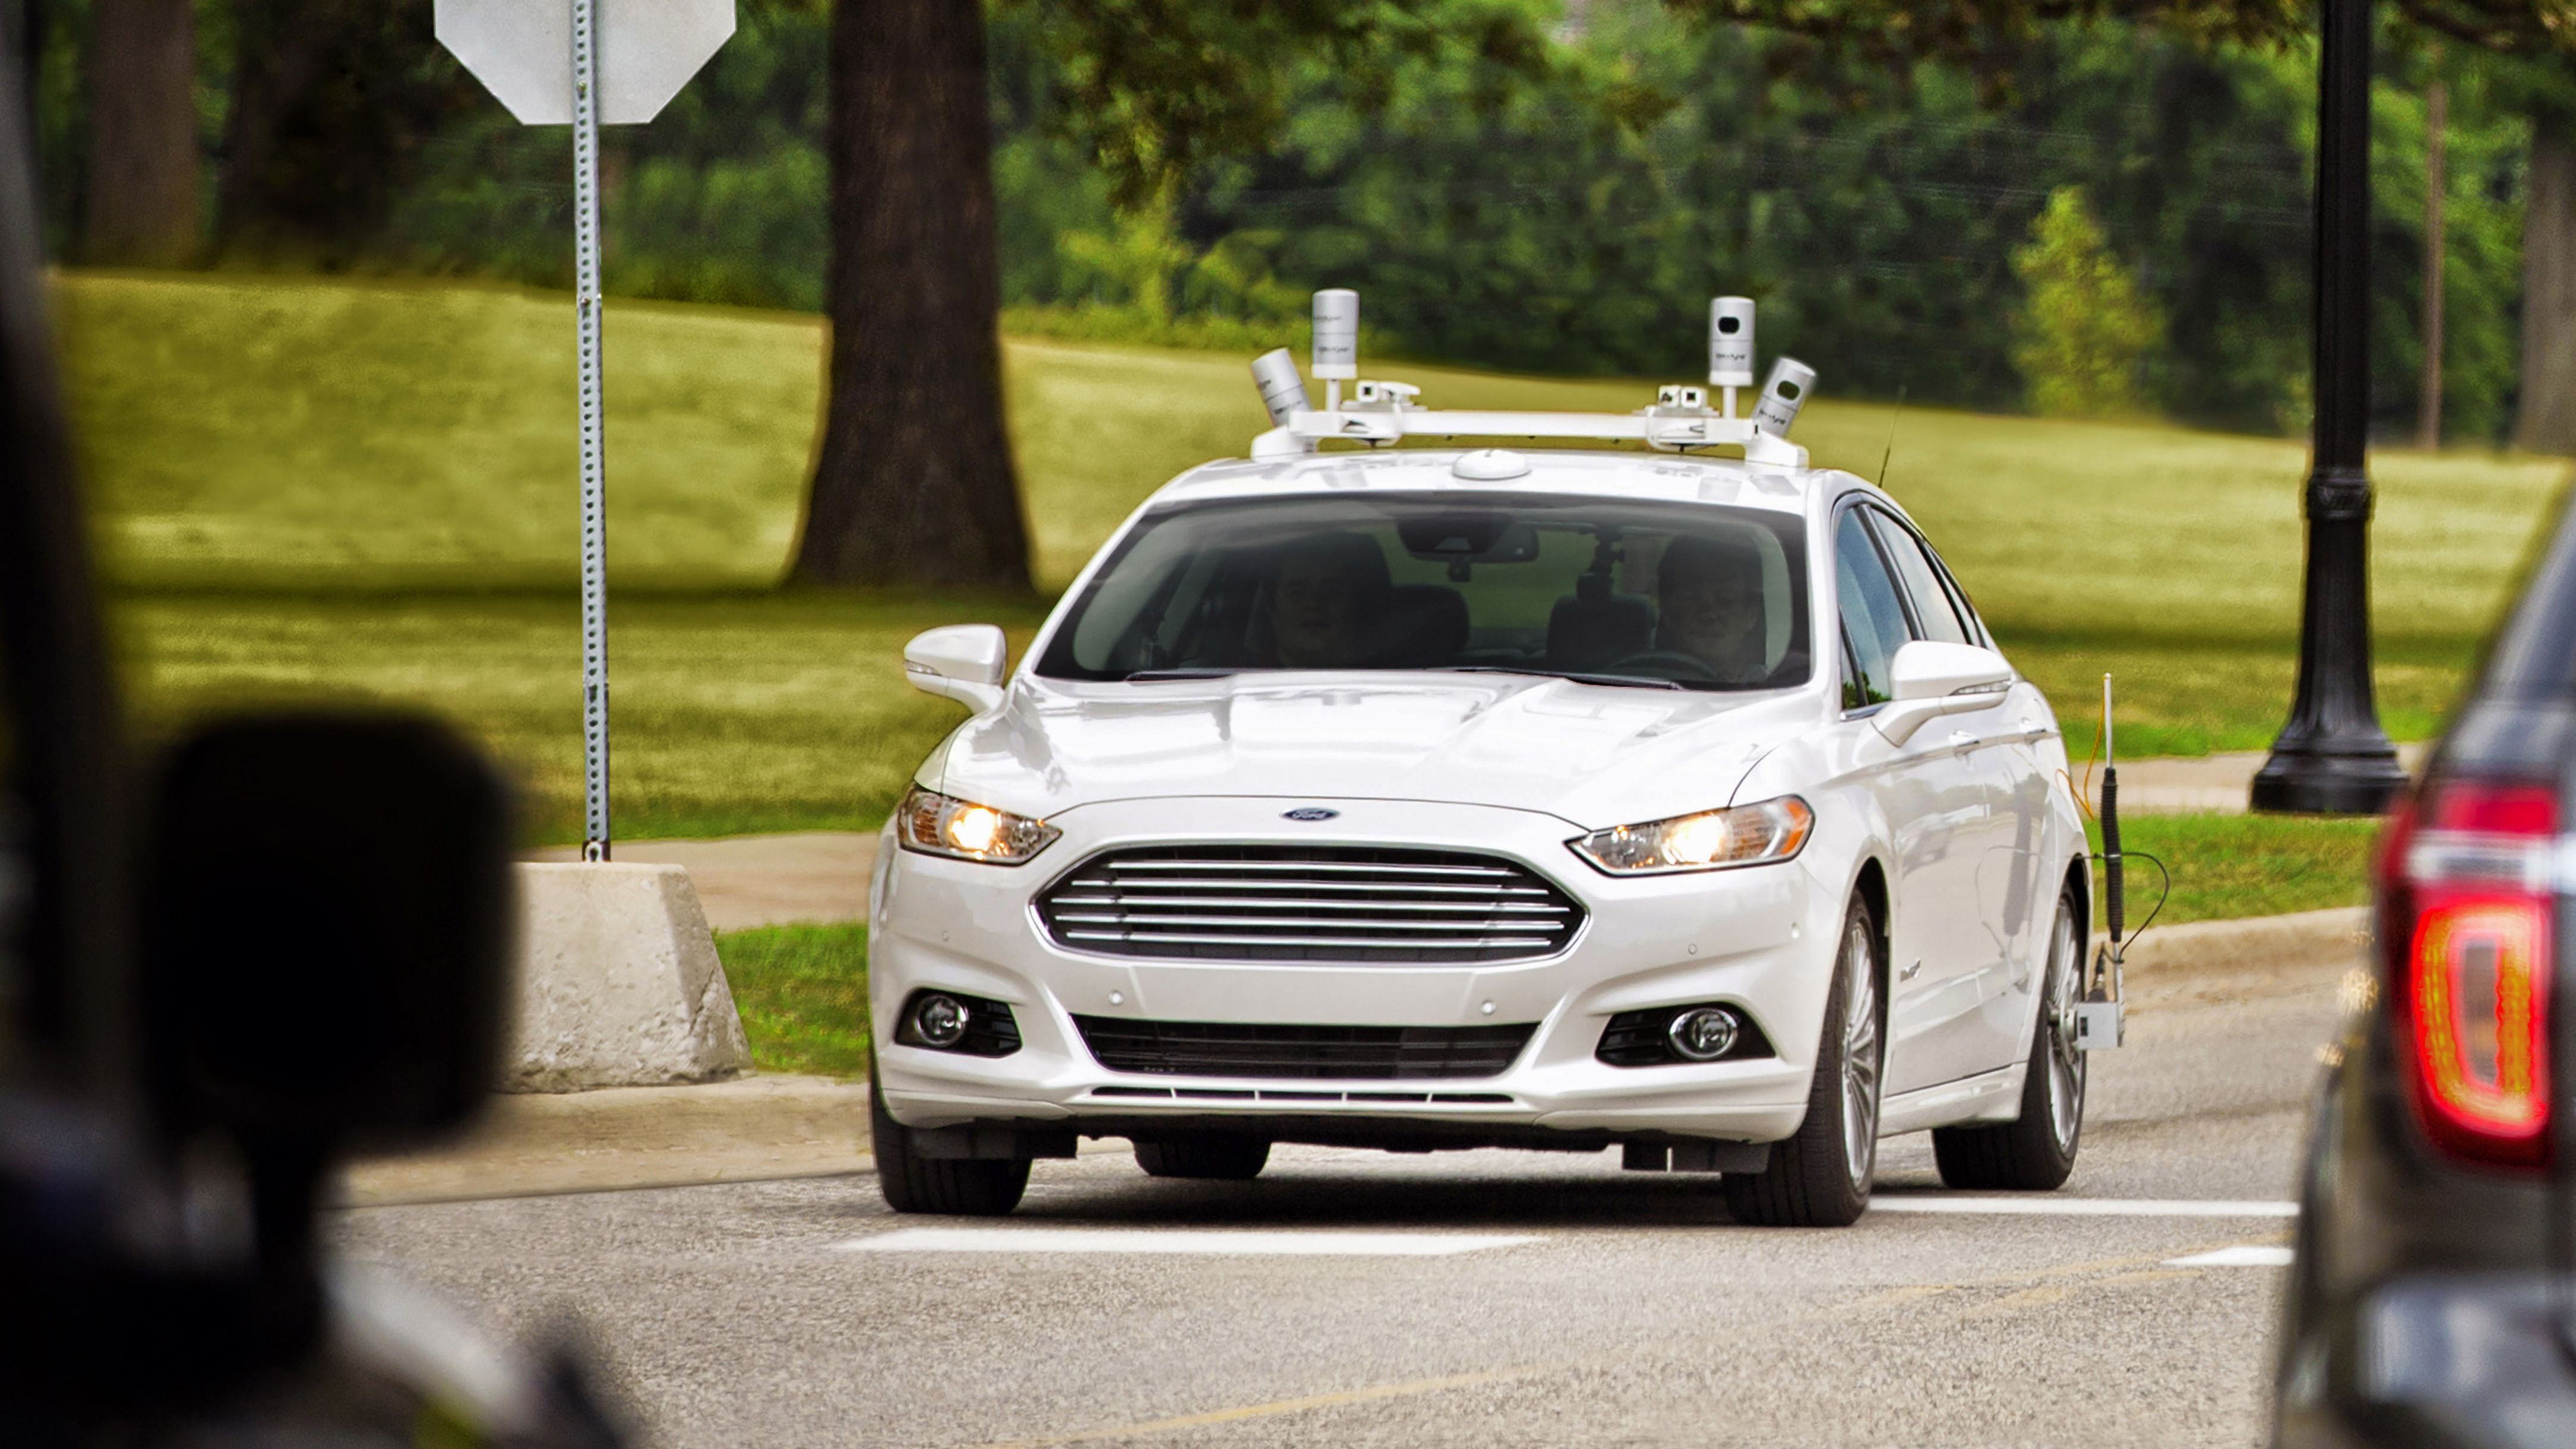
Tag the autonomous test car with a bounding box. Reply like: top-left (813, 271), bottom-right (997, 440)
top-left (867, 292), bottom-right (2097, 1226)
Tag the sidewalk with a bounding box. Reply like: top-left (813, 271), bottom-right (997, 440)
top-left (524, 831), bottom-right (878, 930)
top-left (2076, 744), bottom-right (2425, 817)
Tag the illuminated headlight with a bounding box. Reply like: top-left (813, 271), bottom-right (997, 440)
top-left (896, 785), bottom-right (1060, 865)
top-left (1568, 796), bottom-right (1814, 875)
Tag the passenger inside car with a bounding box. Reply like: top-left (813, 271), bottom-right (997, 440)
top-left (1266, 531), bottom-right (1389, 667)
top-left (1653, 533), bottom-right (1771, 684)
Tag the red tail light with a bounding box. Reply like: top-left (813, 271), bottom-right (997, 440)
top-left (2382, 781), bottom-right (2558, 1170)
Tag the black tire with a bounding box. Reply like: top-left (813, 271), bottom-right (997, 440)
top-left (1133, 1137), bottom-right (1271, 1180)
top-left (1931, 884), bottom-right (2086, 1191)
top-left (1723, 896), bottom-right (1883, 1227)
top-left (870, 1072), bottom-right (1031, 1216)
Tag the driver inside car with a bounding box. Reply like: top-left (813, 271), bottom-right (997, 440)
top-left (1653, 533), bottom-right (1769, 684)
top-left (1267, 531), bottom-right (1390, 667)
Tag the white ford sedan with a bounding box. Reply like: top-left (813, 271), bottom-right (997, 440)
top-left (868, 425), bottom-right (2092, 1227)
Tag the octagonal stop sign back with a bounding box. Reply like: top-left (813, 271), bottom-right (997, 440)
top-left (437, 0), bottom-right (735, 125)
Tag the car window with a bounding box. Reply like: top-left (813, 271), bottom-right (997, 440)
top-left (1042, 491), bottom-right (1811, 692)
top-left (1926, 552), bottom-right (1990, 648)
top-left (1835, 509), bottom-right (1911, 708)
top-left (1864, 509), bottom-right (1971, 646)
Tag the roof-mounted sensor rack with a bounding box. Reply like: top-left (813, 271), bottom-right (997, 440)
top-left (1247, 290), bottom-right (1816, 467)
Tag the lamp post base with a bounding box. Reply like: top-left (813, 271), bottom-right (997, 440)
top-left (2249, 739), bottom-right (2408, 815)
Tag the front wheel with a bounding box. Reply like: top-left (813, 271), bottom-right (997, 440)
top-left (1722, 896), bottom-right (1883, 1227)
top-left (1930, 883), bottom-right (2086, 1191)
top-left (870, 1071), bottom-right (1031, 1216)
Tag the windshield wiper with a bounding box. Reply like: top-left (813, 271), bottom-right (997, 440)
top-left (1124, 667), bottom-right (1244, 682)
top-left (1431, 666), bottom-right (1683, 691)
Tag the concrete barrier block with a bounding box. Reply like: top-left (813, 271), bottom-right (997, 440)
top-left (509, 862), bottom-right (754, 1093)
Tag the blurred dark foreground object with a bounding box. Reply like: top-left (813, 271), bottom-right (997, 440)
top-left (1, 715), bottom-right (627, 1444)
top-left (1, 0), bottom-right (631, 1432)
top-left (142, 714), bottom-right (514, 1265)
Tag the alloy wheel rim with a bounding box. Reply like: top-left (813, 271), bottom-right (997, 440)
top-left (2043, 904), bottom-right (2085, 1152)
top-left (1840, 917), bottom-right (1881, 1187)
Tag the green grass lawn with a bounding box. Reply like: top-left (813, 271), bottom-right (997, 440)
top-left (712, 923), bottom-right (871, 1079)
top-left (2084, 812), bottom-right (2382, 928)
top-left (72, 270), bottom-right (2568, 877)
top-left (121, 589), bottom-right (1049, 842)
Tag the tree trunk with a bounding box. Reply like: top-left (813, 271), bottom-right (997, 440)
top-left (2518, 110), bottom-right (2576, 454)
top-left (793, 0), bottom-right (1029, 590)
top-left (82, 0), bottom-right (196, 265)
top-left (2419, 77), bottom-right (2445, 450)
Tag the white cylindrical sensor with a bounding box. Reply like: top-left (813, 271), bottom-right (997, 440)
top-left (1311, 289), bottom-right (1359, 380)
top-left (1250, 348), bottom-right (1307, 426)
top-left (1752, 356), bottom-right (1816, 436)
top-left (1708, 296), bottom-right (1756, 387)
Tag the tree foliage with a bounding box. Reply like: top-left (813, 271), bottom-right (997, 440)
top-left (1663, 0), bottom-right (2306, 99)
top-left (27, 0), bottom-right (2543, 444)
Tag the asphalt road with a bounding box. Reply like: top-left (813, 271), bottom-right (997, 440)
top-left (334, 965), bottom-right (2340, 1448)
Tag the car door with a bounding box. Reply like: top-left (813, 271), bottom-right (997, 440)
top-left (1866, 508), bottom-right (2047, 1079)
top-left (1832, 507), bottom-right (1993, 1097)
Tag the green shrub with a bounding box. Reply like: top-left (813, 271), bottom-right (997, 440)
top-left (2011, 186), bottom-right (2166, 419)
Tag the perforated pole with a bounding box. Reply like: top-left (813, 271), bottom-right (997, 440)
top-left (573, 0), bottom-right (609, 862)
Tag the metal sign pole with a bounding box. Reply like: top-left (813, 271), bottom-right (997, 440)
top-left (573, 0), bottom-right (610, 862)
top-left (437, 0), bottom-right (734, 862)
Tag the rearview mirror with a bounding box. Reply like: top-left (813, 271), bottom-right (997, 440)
top-left (904, 625), bottom-right (1008, 713)
top-left (140, 713), bottom-right (514, 1162)
top-left (1875, 641), bottom-right (2014, 745)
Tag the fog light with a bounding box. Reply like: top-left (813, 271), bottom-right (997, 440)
top-left (1667, 1007), bottom-right (1740, 1062)
top-left (913, 993), bottom-right (971, 1049)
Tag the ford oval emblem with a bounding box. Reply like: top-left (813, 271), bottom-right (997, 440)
top-left (1282, 807), bottom-right (1339, 822)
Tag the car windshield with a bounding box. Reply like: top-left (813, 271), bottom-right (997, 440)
top-left (1037, 491), bottom-right (1810, 691)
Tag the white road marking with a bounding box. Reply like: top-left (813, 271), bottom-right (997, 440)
top-left (836, 1228), bottom-right (1544, 1257)
top-left (1872, 1196), bottom-right (2299, 1218)
top-left (2165, 1245), bottom-right (2295, 1267)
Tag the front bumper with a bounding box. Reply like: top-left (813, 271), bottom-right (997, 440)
top-left (870, 796), bottom-right (1839, 1146)
top-left (2278, 1273), bottom-right (2576, 1449)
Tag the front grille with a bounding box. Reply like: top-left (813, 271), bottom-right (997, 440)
top-left (1071, 1017), bottom-right (1537, 1080)
top-left (1035, 845), bottom-right (1583, 963)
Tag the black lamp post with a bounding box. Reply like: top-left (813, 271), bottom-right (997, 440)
top-left (2250, 0), bottom-right (2410, 815)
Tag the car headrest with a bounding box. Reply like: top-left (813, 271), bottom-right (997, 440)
top-left (1370, 584), bottom-right (1469, 667)
top-left (1547, 590), bottom-right (1653, 670)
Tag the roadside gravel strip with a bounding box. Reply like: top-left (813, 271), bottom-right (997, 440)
top-left (337, 904), bottom-right (2366, 1208)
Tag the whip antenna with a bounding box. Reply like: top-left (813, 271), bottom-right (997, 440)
top-left (1877, 385), bottom-right (1907, 489)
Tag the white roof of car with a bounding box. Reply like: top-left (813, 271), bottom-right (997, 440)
top-left (1149, 448), bottom-right (1847, 517)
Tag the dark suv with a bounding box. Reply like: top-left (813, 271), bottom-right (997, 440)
top-left (2275, 492), bottom-right (2576, 1445)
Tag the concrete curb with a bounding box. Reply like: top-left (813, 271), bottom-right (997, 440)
top-left (339, 1074), bottom-right (873, 1207)
top-left (337, 906), bottom-right (2373, 1208)
top-left (2114, 906), bottom-right (2368, 1011)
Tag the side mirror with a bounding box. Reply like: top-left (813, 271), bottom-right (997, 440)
top-left (140, 713), bottom-right (513, 1261)
top-left (1875, 641), bottom-right (2014, 745)
top-left (904, 624), bottom-right (1009, 713)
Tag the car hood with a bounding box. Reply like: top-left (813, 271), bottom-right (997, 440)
top-left (927, 673), bottom-right (1822, 831)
